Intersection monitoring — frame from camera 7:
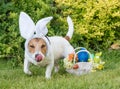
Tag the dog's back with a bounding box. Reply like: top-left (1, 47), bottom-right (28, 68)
top-left (49, 36), bottom-right (74, 60)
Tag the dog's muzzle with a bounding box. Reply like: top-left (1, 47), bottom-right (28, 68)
top-left (35, 54), bottom-right (43, 62)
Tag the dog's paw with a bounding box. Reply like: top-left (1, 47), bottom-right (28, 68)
top-left (54, 68), bottom-right (59, 73)
top-left (54, 66), bottom-right (59, 73)
top-left (45, 75), bottom-right (51, 79)
top-left (45, 73), bottom-right (51, 79)
top-left (24, 70), bottom-right (32, 75)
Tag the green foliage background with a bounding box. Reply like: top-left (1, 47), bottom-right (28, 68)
top-left (0, 0), bottom-right (120, 66)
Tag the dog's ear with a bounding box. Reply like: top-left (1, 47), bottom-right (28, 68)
top-left (19, 12), bottom-right (35, 39)
top-left (35, 16), bottom-right (53, 36)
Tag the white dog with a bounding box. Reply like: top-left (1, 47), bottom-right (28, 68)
top-left (19, 12), bottom-right (74, 79)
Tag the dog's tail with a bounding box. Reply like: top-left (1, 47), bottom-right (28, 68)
top-left (65, 16), bottom-right (74, 41)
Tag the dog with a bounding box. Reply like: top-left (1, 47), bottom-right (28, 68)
top-left (19, 12), bottom-right (74, 79)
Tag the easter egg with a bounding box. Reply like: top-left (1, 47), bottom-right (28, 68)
top-left (77, 49), bottom-right (89, 62)
top-left (73, 64), bottom-right (79, 69)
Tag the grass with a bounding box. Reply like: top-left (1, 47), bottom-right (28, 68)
top-left (0, 50), bottom-right (120, 89)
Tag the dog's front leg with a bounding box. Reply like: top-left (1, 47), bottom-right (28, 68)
top-left (24, 59), bottom-right (32, 75)
top-left (45, 59), bottom-right (54, 79)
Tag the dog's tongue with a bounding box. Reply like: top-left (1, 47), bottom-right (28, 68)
top-left (35, 54), bottom-right (42, 62)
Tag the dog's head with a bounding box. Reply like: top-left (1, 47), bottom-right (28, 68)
top-left (19, 12), bottom-right (52, 62)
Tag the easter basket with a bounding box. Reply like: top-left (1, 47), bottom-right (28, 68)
top-left (64, 47), bottom-right (105, 75)
top-left (64, 47), bottom-right (93, 76)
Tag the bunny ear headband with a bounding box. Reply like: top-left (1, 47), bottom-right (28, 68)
top-left (19, 12), bottom-right (53, 57)
top-left (19, 12), bottom-right (53, 39)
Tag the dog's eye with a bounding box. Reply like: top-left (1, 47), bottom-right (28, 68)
top-left (30, 45), bottom-right (35, 48)
top-left (41, 44), bottom-right (46, 48)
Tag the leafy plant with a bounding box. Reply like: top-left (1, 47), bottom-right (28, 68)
top-left (0, 0), bottom-right (120, 67)
top-left (55, 0), bottom-right (120, 50)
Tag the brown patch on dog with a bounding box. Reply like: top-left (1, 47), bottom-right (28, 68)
top-left (28, 38), bottom-right (47, 55)
top-left (65, 36), bottom-right (70, 41)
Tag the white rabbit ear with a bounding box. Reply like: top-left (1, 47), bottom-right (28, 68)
top-left (19, 12), bottom-right (35, 39)
top-left (35, 16), bottom-right (53, 36)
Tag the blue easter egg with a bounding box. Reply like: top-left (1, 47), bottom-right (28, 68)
top-left (77, 50), bottom-right (89, 62)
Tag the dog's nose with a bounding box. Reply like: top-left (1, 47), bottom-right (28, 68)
top-left (35, 54), bottom-right (43, 62)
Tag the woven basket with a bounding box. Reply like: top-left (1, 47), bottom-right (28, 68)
top-left (65, 47), bottom-right (93, 76)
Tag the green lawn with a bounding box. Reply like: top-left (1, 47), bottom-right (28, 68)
top-left (0, 50), bottom-right (120, 89)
